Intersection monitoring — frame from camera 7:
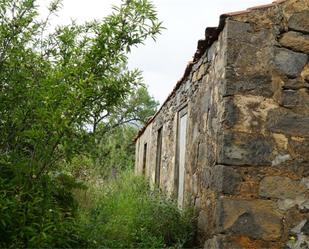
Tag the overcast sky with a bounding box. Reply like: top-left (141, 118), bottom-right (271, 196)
top-left (38, 0), bottom-right (272, 103)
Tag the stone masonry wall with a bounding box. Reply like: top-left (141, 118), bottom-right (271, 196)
top-left (135, 0), bottom-right (309, 248)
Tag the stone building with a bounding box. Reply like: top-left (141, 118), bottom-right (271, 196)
top-left (135, 0), bottom-right (309, 248)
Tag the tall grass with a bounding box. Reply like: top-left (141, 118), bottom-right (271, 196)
top-left (78, 172), bottom-right (196, 248)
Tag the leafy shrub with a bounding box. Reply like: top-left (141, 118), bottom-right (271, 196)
top-left (0, 165), bottom-right (89, 248)
top-left (92, 125), bottom-right (138, 178)
top-left (79, 172), bottom-right (195, 248)
top-left (0, 0), bottom-right (163, 247)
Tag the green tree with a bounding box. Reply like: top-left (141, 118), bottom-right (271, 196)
top-left (68, 85), bottom-right (159, 180)
top-left (87, 85), bottom-right (159, 174)
top-left (95, 125), bottom-right (138, 178)
top-left (0, 0), bottom-right (162, 247)
top-left (89, 86), bottom-right (159, 135)
top-left (0, 0), bottom-right (162, 177)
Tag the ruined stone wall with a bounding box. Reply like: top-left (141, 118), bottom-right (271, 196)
top-left (135, 0), bottom-right (309, 248)
top-left (135, 22), bottom-right (228, 197)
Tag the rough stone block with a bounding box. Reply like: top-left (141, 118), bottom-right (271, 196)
top-left (216, 198), bottom-right (283, 241)
top-left (219, 167), bottom-right (242, 195)
top-left (274, 47), bottom-right (308, 78)
top-left (204, 235), bottom-right (242, 249)
top-left (277, 195), bottom-right (309, 211)
top-left (280, 90), bottom-right (299, 107)
top-left (218, 132), bottom-right (273, 166)
top-left (280, 89), bottom-right (309, 108)
top-left (267, 109), bottom-right (309, 137)
top-left (204, 236), bottom-right (223, 249)
top-left (198, 210), bottom-right (209, 234)
top-left (279, 31), bottom-right (309, 54)
top-left (204, 235), bottom-right (278, 249)
top-left (226, 23), bottom-right (276, 79)
top-left (288, 10), bottom-right (309, 33)
top-left (205, 165), bottom-right (242, 195)
top-left (259, 176), bottom-right (307, 199)
top-left (227, 40), bottom-right (266, 75)
top-left (224, 71), bottom-right (273, 97)
top-left (283, 78), bottom-right (309, 90)
top-left (232, 95), bottom-right (278, 134)
top-left (289, 137), bottom-right (309, 161)
top-left (225, 20), bottom-right (252, 42)
top-left (226, 19), bottom-right (277, 46)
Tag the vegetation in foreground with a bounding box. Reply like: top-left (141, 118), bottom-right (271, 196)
top-left (77, 172), bottom-right (196, 248)
top-left (0, 0), bottom-right (196, 247)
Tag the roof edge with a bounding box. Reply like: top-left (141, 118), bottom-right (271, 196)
top-left (134, 15), bottom-right (227, 141)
